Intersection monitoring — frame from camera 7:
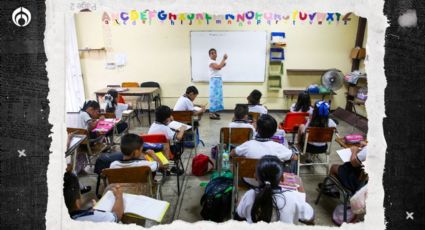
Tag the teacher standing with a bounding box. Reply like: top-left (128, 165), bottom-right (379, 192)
top-left (208, 48), bottom-right (228, 120)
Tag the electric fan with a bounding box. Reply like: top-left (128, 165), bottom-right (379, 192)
top-left (321, 69), bottom-right (344, 91)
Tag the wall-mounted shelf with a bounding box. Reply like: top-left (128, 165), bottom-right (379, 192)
top-left (267, 32), bottom-right (286, 91)
top-left (78, 47), bottom-right (106, 52)
top-left (286, 69), bottom-right (327, 75)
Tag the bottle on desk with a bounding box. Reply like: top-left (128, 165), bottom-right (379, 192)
top-left (222, 151), bottom-right (230, 171)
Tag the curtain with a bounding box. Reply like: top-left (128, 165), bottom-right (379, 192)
top-left (65, 14), bottom-right (85, 112)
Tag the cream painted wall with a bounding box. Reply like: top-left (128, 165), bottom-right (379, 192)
top-left (75, 12), bottom-right (360, 111)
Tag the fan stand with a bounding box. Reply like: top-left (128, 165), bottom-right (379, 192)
top-left (348, 100), bottom-right (359, 133)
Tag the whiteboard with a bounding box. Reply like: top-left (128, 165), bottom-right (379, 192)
top-left (190, 31), bottom-right (267, 82)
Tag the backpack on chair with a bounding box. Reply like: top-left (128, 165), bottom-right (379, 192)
top-left (200, 176), bottom-right (233, 222)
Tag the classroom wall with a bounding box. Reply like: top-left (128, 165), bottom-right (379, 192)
top-left (75, 12), bottom-right (361, 111)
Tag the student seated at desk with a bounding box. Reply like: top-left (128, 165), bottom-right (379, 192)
top-left (174, 86), bottom-right (206, 117)
top-left (228, 104), bottom-right (256, 137)
top-left (104, 89), bottom-right (129, 133)
top-left (148, 105), bottom-right (185, 174)
top-left (63, 171), bottom-right (123, 223)
top-left (105, 88), bottom-right (131, 118)
top-left (247, 89), bottom-right (268, 115)
top-left (78, 100), bottom-right (120, 141)
top-left (326, 143), bottom-right (368, 194)
top-left (235, 155), bottom-right (314, 224)
top-left (110, 134), bottom-right (162, 171)
top-left (290, 91), bottom-right (313, 116)
top-left (297, 100), bottom-right (337, 163)
top-left (230, 114), bottom-right (295, 161)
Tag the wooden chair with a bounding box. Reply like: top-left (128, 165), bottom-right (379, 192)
top-left (279, 112), bottom-right (309, 146)
top-left (172, 111), bottom-right (197, 153)
top-left (101, 166), bottom-right (155, 226)
top-left (121, 82), bottom-right (139, 88)
top-left (140, 133), bottom-right (174, 197)
top-left (121, 82), bottom-right (143, 124)
top-left (102, 166), bottom-right (156, 198)
top-left (230, 157), bottom-right (259, 219)
top-left (218, 127), bottom-right (253, 173)
top-left (66, 127), bottom-right (106, 168)
top-left (298, 127), bottom-right (336, 175)
top-left (248, 112), bottom-right (261, 122)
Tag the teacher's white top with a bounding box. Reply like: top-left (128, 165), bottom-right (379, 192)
top-left (208, 59), bottom-right (221, 78)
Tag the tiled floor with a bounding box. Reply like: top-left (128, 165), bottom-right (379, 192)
top-left (77, 111), bottom-right (365, 227)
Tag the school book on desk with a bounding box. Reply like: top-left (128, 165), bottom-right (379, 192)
top-left (145, 152), bottom-right (170, 165)
top-left (168, 121), bottom-right (191, 131)
top-left (95, 191), bottom-right (170, 222)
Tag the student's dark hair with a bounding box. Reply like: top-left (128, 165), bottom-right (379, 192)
top-left (294, 91), bottom-right (311, 112)
top-left (309, 101), bottom-right (330, 127)
top-left (105, 89), bottom-right (118, 113)
top-left (81, 100), bottom-right (100, 111)
top-left (251, 155), bottom-right (284, 223)
top-left (63, 172), bottom-right (81, 213)
top-left (247, 89), bottom-right (262, 105)
top-left (186, 86), bottom-right (199, 95)
top-left (256, 114), bottom-right (277, 138)
top-left (120, 133), bottom-right (143, 156)
top-left (208, 48), bottom-right (216, 55)
top-left (155, 105), bottom-right (172, 124)
top-left (234, 104), bottom-right (249, 120)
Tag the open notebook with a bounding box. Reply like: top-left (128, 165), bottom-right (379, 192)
top-left (95, 191), bottom-right (170, 222)
top-left (167, 121), bottom-right (191, 131)
top-left (336, 148), bottom-right (352, 162)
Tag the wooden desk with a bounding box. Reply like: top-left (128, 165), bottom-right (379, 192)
top-left (65, 134), bottom-right (87, 172)
top-left (95, 87), bottom-right (159, 125)
top-left (335, 137), bottom-right (366, 148)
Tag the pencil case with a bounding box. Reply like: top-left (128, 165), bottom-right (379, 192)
top-left (344, 134), bottom-right (364, 144)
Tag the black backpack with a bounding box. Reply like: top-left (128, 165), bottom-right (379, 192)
top-left (200, 176), bottom-right (233, 222)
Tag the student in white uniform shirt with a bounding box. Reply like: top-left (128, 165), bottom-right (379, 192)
top-left (78, 100), bottom-right (103, 139)
top-left (63, 171), bottom-right (123, 223)
top-left (231, 114), bottom-right (296, 162)
top-left (297, 100), bottom-right (337, 163)
top-left (174, 86), bottom-right (205, 116)
top-left (110, 133), bottom-right (162, 172)
top-left (228, 104), bottom-right (256, 137)
top-left (236, 155), bottom-right (315, 224)
top-left (247, 89), bottom-right (268, 115)
top-left (148, 105), bottom-right (185, 174)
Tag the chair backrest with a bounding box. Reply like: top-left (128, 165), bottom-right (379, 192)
top-left (220, 127), bottom-right (253, 146)
top-left (140, 81), bottom-right (160, 88)
top-left (248, 112), bottom-right (261, 122)
top-left (305, 127), bottom-right (335, 142)
top-left (233, 157), bottom-right (259, 183)
top-left (171, 111), bottom-right (193, 124)
top-left (102, 166), bottom-right (152, 184)
top-left (107, 84), bottom-right (120, 88)
top-left (121, 82), bottom-right (139, 88)
top-left (141, 133), bottom-right (168, 144)
top-left (282, 112), bottom-right (309, 133)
